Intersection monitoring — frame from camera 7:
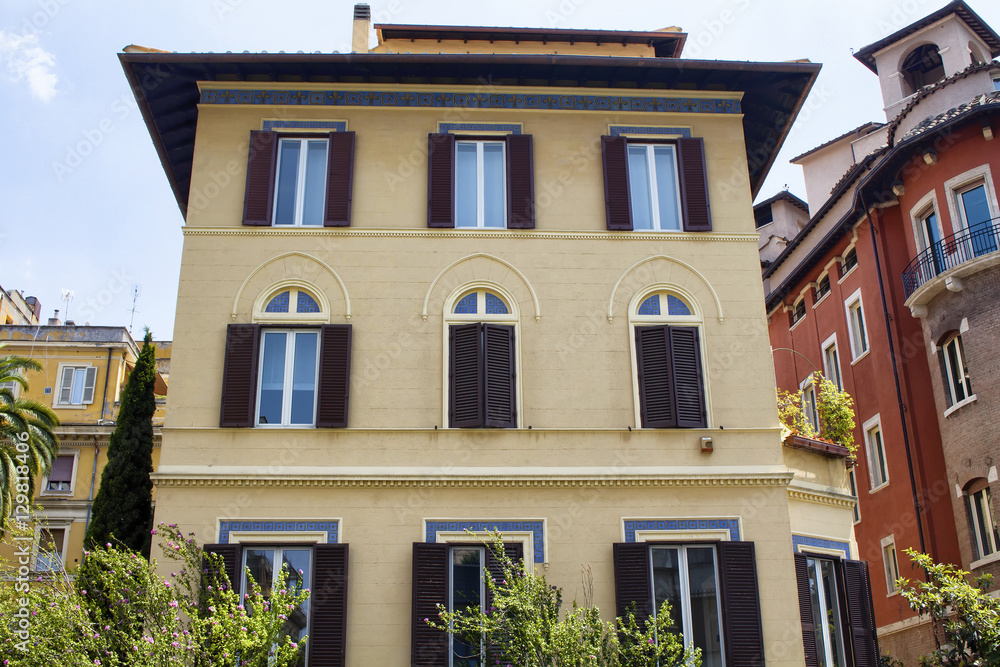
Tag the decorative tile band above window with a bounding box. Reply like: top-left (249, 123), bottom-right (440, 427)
top-left (425, 519), bottom-right (545, 563)
top-left (202, 88), bottom-right (742, 114)
top-left (609, 125), bottom-right (692, 137)
top-left (792, 534), bottom-right (851, 558)
top-left (261, 120), bottom-right (347, 132)
top-left (439, 122), bottom-right (522, 134)
top-left (624, 518), bottom-right (741, 542)
top-left (218, 519), bottom-right (339, 544)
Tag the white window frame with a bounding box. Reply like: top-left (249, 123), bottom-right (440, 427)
top-left (790, 297), bottom-right (806, 328)
top-left (41, 450), bottom-right (80, 495)
top-left (881, 535), bottom-right (900, 595)
top-left (821, 333), bottom-right (843, 391)
top-left (649, 543), bottom-right (725, 666)
top-left (838, 246), bottom-right (858, 283)
top-left (806, 556), bottom-right (848, 667)
top-left (53, 363), bottom-right (97, 408)
top-left (255, 329), bottom-right (321, 428)
top-left (34, 524), bottom-right (70, 572)
top-left (909, 191), bottom-right (943, 256)
top-left (944, 165), bottom-right (999, 234)
top-left (448, 544), bottom-right (486, 666)
top-left (941, 333), bottom-right (974, 410)
top-left (240, 544), bottom-right (313, 661)
top-left (813, 273), bottom-right (831, 307)
top-left (254, 283), bottom-right (329, 325)
top-left (272, 136), bottom-right (329, 227)
top-left (848, 467), bottom-right (861, 524)
top-left (442, 283), bottom-right (522, 428)
top-left (0, 378), bottom-right (19, 399)
top-left (627, 143), bottom-right (684, 232)
top-left (969, 485), bottom-right (998, 561)
top-left (844, 289), bottom-right (870, 363)
top-left (993, 74), bottom-right (1000, 92)
top-left (455, 139), bottom-right (507, 229)
top-left (863, 414), bottom-right (889, 491)
top-left (800, 374), bottom-right (819, 433)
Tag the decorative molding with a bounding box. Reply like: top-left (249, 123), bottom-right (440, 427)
top-left (183, 227), bottom-right (758, 243)
top-left (201, 88), bottom-right (742, 114)
top-left (425, 519), bottom-right (545, 563)
top-left (624, 518), bottom-right (740, 542)
top-left (787, 487), bottom-right (857, 509)
top-left (231, 251), bottom-right (351, 322)
top-left (793, 533), bottom-right (850, 557)
top-left (423, 253), bottom-right (541, 322)
top-left (610, 126), bottom-right (691, 137)
top-left (439, 122), bottom-right (522, 134)
top-left (261, 120), bottom-right (347, 132)
top-left (218, 519), bottom-right (339, 544)
top-left (608, 255), bottom-right (725, 324)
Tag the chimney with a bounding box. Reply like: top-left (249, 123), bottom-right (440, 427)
top-left (352, 4), bottom-right (371, 53)
top-left (48, 309), bottom-right (61, 326)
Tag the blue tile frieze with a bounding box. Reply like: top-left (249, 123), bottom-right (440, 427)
top-left (792, 534), bottom-right (851, 557)
top-left (261, 120), bottom-right (347, 132)
top-left (609, 126), bottom-right (692, 137)
top-left (623, 518), bottom-right (741, 542)
top-left (218, 520), bottom-right (339, 544)
top-left (425, 520), bottom-right (545, 563)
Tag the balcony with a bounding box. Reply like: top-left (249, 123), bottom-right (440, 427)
top-left (902, 216), bottom-right (1000, 300)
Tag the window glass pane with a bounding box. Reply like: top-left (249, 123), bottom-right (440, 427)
top-left (820, 560), bottom-right (846, 667)
top-left (651, 547), bottom-right (683, 635)
top-left (259, 332), bottom-right (287, 425)
top-left (974, 490), bottom-right (995, 557)
top-left (451, 547), bottom-right (483, 667)
top-left (244, 548), bottom-right (275, 597)
top-left (36, 528), bottom-right (64, 571)
top-left (290, 332), bottom-right (317, 425)
top-left (455, 143), bottom-right (479, 228)
top-left (653, 146), bottom-right (681, 231)
top-left (483, 143), bottom-right (505, 229)
top-left (961, 185), bottom-right (991, 227)
top-left (686, 547), bottom-right (723, 667)
top-left (281, 548), bottom-right (312, 643)
top-left (946, 340), bottom-right (967, 403)
top-left (301, 140), bottom-right (327, 226)
top-left (628, 146), bottom-right (654, 230)
top-left (874, 428), bottom-right (887, 485)
top-left (274, 141), bottom-right (301, 225)
top-left (70, 368), bottom-right (86, 404)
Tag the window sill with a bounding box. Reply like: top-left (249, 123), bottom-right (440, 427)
top-left (869, 481), bottom-right (890, 495)
top-left (789, 316), bottom-right (806, 332)
top-left (812, 293), bottom-right (831, 309)
top-left (943, 394), bottom-right (978, 418)
top-left (39, 490), bottom-right (73, 497)
top-left (970, 551), bottom-right (1000, 570)
top-left (254, 425), bottom-right (317, 429)
top-left (886, 588), bottom-right (901, 598)
top-left (838, 265), bottom-right (859, 284)
top-left (850, 349), bottom-right (871, 366)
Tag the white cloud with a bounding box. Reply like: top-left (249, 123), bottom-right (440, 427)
top-left (0, 30), bottom-right (58, 102)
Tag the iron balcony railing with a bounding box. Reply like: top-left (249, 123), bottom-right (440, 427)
top-left (902, 216), bottom-right (1000, 298)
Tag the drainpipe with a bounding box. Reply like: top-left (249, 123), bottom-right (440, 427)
top-left (84, 437), bottom-right (100, 533)
top-left (862, 195), bottom-right (927, 554)
top-left (99, 347), bottom-right (112, 422)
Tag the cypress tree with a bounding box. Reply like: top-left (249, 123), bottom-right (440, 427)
top-left (85, 330), bottom-right (157, 558)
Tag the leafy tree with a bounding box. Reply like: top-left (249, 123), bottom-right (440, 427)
top-left (85, 330), bottom-right (156, 557)
top-left (0, 519), bottom-right (308, 666)
top-left (0, 343), bottom-right (60, 527)
top-left (429, 532), bottom-right (700, 666)
top-left (898, 549), bottom-right (1000, 666)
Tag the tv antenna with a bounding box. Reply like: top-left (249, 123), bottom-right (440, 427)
top-left (128, 284), bottom-right (142, 334)
top-left (60, 289), bottom-right (74, 321)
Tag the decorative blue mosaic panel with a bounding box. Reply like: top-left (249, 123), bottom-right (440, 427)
top-left (296, 291), bottom-right (320, 313)
top-left (265, 291), bottom-right (290, 313)
top-left (638, 294), bottom-right (660, 315)
top-left (218, 520), bottom-right (339, 544)
top-left (792, 534), bottom-right (850, 557)
top-left (485, 293), bottom-right (508, 315)
top-left (623, 518), bottom-right (741, 543)
top-left (667, 295), bottom-right (691, 316)
top-left (454, 292), bottom-right (478, 314)
top-left (609, 126), bottom-right (692, 137)
top-left (439, 123), bottom-right (522, 134)
top-left (202, 89), bottom-right (741, 115)
top-left (425, 520), bottom-right (545, 563)
top-left (262, 120), bottom-right (347, 132)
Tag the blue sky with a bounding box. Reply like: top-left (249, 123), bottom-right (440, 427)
top-left (2, 0), bottom-right (997, 340)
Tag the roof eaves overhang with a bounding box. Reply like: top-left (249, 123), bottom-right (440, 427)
top-left (120, 51), bottom-right (820, 219)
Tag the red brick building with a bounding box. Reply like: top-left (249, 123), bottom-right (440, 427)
top-left (761, 2), bottom-right (1000, 663)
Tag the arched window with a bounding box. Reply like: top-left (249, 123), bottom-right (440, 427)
top-left (900, 44), bottom-right (944, 96)
top-left (444, 286), bottom-right (519, 428)
top-left (264, 288), bottom-right (322, 314)
top-left (629, 289), bottom-right (707, 428)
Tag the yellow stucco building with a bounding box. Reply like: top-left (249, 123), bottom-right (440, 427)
top-left (123, 7), bottom-right (874, 666)
top-left (0, 323), bottom-right (167, 571)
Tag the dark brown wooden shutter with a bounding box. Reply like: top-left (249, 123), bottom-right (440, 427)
top-left (678, 137), bottom-right (712, 232)
top-left (219, 324), bottom-right (260, 428)
top-left (324, 131), bottom-right (355, 227)
top-left (242, 130), bottom-right (278, 226)
top-left (450, 324), bottom-right (484, 428)
top-left (506, 134), bottom-right (535, 229)
top-left (310, 543), bottom-right (349, 667)
top-left (794, 553), bottom-right (820, 667)
top-left (203, 543), bottom-right (241, 596)
top-left (602, 136), bottom-right (633, 231)
top-left (316, 325), bottom-right (352, 428)
top-left (427, 133), bottom-right (456, 228)
top-left (483, 324), bottom-right (515, 428)
top-left (613, 542), bottom-right (653, 628)
top-left (718, 541), bottom-right (765, 667)
top-left (485, 542), bottom-right (524, 665)
top-left (669, 326), bottom-right (706, 428)
top-left (636, 326), bottom-right (676, 428)
top-left (843, 559), bottom-right (880, 667)
top-left (412, 542), bottom-right (450, 667)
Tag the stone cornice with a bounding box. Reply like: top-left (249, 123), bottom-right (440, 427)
top-left (181, 227), bottom-right (759, 243)
top-left (787, 486), bottom-right (856, 509)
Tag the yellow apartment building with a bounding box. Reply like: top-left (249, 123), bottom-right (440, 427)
top-left (123, 6), bottom-right (874, 666)
top-left (0, 286), bottom-right (41, 326)
top-left (0, 323), bottom-right (168, 571)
